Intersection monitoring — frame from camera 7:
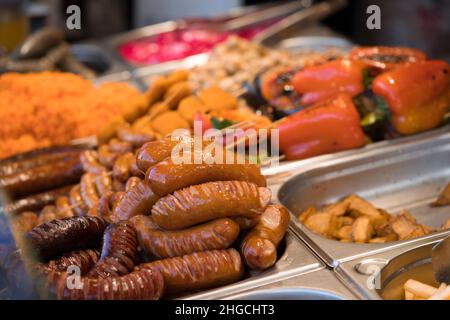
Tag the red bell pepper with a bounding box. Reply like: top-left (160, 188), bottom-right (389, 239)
top-left (276, 94), bottom-right (366, 160)
top-left (349, 46), bottom-right (427, 71)
top-left (372, 60), bottom-right (450, 135)
top-left (291, 59), bottom-right (366, 106)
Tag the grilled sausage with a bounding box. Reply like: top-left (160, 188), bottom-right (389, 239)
top-left (87, 221), bottom-right (139, 278)
top-left (113, 152), bottom-right (135, 182)
top-left (47, 249), bottom-right (100, 274)
top-left (131, 215), bottom-right (240, 259)
top-left (108, 139), bottom-right (133, 154)
top-left (4, 184), bottom-right (74, 215)
top-left (94, 171), bottom-right (112, 196)
top-left (55, 196), bottom-right (74, 219)
top-left (0, 157), bottom-right (83, 199)
top-left (80, 173), bottom-right (99, 209)
top-left (147, 156), bottom-right (266, 197)
top-left (241, 204), bottom-right (290, 270)
top-left (37, 266), bottom-right (164, 300)
top-left (125, 177), bottom-right (141, 192)
top-left (97, 145), bottom-right (120, 169)
top-left (141, 249), bottom-right (243, 295)
top-left (69, 185), bottom-right (88, 216)
top-left (151, 181), bottom-right (271, 230)
top-left (26, 216), bottom-right (109, 261)
top-left (87, 192), bottom-right (114, 219)
top-left (117, 125), bottom-right (155, 147)
top-left (111, 180), bottom-right (159, 222)
top-left (80, 150), bottom-right (106, 175)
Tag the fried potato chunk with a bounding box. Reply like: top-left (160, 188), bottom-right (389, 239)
top-left (304, 212), bottom-right (341, 238)
top-left (351, 216), bottom-right (373, 243)
top-left (432, 182), bottom-right (450, 207)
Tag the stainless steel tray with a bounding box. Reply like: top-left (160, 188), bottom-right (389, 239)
top-left (334, 237), bottom-right (446, 300)
top-left (222, 268), bottom-right (357, 300)
top-left (276, 130), bottom-right (450, 267)
top-left (180, 228), bottom-right (323, 300)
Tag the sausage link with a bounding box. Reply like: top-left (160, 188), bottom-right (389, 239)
top-left (97, 145), bottom-right (120, 169)
top-left (113, 152), bottom-right (134, 182)
top-left (108, 138), bottom-right (133, 154)
top-left (117, 125), bottom-right (155, 147)
top-left (4, 184), bottom-right (74, 215)
top-left (241, 204), bottom-right (290, 270)
top-left (233, 216), bottom-right (260, 230)
top-left (152, 181), bottom-right (271, 230)
top-left (125, 177), bottom-right (141, 192)
top-left (141, 249), bottom-right (243, 295)
top-left (80, 173), bottom-right (99, 209)
top-left (26, 216), bottom-right (109, 261)
top-left (131, 215), bottom-right (240, 259)
top-left (87, 221), bottom-right (139, 278)
top-left (94, 171), bottom-right (113, 196)
top-left (69, 185), bottom-right (88, 216)
top-left (147, 154), bottom-right (266, 197)
top-left (47, 249), bottom-right (100, 274)
top-left (0, 157), bottom-right (83, 199)
top-left (111, 180), bottom-right (159, 222)
top-left (80, 150), bottom-right (106, 175)
top-left (87, 192), bottom-right (114, 219)
top-left (37, 266), bottom-right (164, 300)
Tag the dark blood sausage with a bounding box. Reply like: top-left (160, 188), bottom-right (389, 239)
top-left (146, 155), bottom-right (267, 197)
top-left (151, 181), bottom-right (271, 230)
top-left (26, 216), bottom-right (109, 261)
top-left (0, 145), bottom-right (89, 177)
top-left (47, 249), bottom-right (100, 274)
top-left (141, 249), bottom-right (243, 295)
top-left (4, 184), bottom-right (74, 215)
top-left (37, 266), bottom-right (164, 300)
top-left (0, 157), bottom-right (83, 199)
top-left (131, 215), bottom-right (240, 259)
top-left (111, 180), bottom-right (159, 222)
top-left (87, 221), bottom-right (139, 278)
top-left (241, 204), bottom-right (290, 270)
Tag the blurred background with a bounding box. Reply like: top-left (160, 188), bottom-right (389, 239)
top-left (0, 0), bottom-right (449, 59)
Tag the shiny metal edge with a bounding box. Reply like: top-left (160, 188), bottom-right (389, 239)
top-left (273, 130), bottom-right (450, 267)
top-left (222, 268), bottom-right (358, 300)
top-left (334, 237), bottom-right (447, 300)
top-left (179, 228), bottom-right (323, 300)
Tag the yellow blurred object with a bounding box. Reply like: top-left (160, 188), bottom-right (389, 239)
top-left (0, 7), bottom-right (29, 52)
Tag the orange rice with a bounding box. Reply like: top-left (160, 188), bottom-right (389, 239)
top-left (0, 72), bottom-right (146, 159)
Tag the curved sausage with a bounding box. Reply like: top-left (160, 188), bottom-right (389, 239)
top-left (111, 180), bottom-right (159, 222)
top-left (87, 221), bottom-right (139, 278)
top-left (131, 215), bottom-right (240, 259)
top-left (94, 171), bottom-right (113, 196)
top-left (4, 184), bottom-right (74, 215)
top-left (37, 266), bottom-right (164, 300)
top-left (125, 177), bottom-right (141, 192)
top-left (80, 150), bottom-right (106, 175)
top-left (151, 181), bottom-right (271, 230)
top-left (136, 135), bottom-right (194, 172)
top-left (97, 145), bottom-right (120, 169)
top-left (233, 216), bottom-right (260, 230)
top-left (146, 154), bottom-right (266, 197)
top-left (113, 152), bottom-right (134, 182)
top-left (241, 204), bottom-right (290, 270)
top-left (69, 185), bottom-right (88, 216)
top-left (0, 157), bottom-right (83, 199)
top-left (87, 192), bottom-right (114, 218)
top-left (80, 173), bottom-right (100, 209)
top-left (108, 139), bottom-right (133, 154)
top-left (47, 249), bottom-right (100, 274)
top-left (141, 249), bottom-right (243, 295)
top-left (26, 216), bottom-right (109, 261)
top-left (55, 196), bottom-right (74, 219)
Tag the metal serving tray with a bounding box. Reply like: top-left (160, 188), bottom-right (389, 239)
top-left (222, 268), bottom-right (357, 300)
top-left (276, 130), bottom-right (450, 267)
top-left (180, 229), bottom-right (323, 300)
top-left (334, 237), bottom-right (447, 300)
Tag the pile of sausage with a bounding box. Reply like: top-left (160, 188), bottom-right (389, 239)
top-left (15, 134), bottom-right (290, 300)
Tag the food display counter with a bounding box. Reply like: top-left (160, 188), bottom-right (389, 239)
top-left (0, 0), bottom-right (449, 302)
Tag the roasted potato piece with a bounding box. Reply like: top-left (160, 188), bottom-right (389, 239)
top-left (404, 279), bottom-right (438, 299)
top-left (322, 200), bottom-right (349, 216)
top-left (432, 182), bottom-right (450, 207)
top-left (298, 206), bottom-right (317, 223)
top-left (391, 210), bottom-right (434, 240)
top-left (345, 194), bottom-right (382, 220)
top-left (336, 225), bottom-right (353, 241)
top-left (340, 216), bottom-right (355, 226)
top-left (351, 216), bottom-right (373, 243)
top-left (178, 96), bottom-right (207, 122)
top-left (198, 86), bottom-right (238, 111)
top-left (304, 212), bottom-right (341, 238)
top-left (151, 111), bottom-right (191, 136)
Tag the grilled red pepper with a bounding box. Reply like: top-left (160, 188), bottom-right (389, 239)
top-left (291, 59), bottom-right (366, 106)
top-left (372, 60), bottom-right (450, 135)
top-left (349, 46), bottom-right (427, 71)
top-left (276, 94), bottom-right (366, 160)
